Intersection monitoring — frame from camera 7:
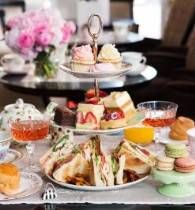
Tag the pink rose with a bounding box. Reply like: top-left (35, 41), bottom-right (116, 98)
top-left (61, 22), bottom-right (76, 43)
top-left (36, 32), bottom-right (53, 46)
top-left (66, 21), bottom-right (76, 34)
top-left (18, 31), bottom-right (34, 49)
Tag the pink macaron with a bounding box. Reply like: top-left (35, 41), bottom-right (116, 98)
top-left (175, 156), bottom-right (195, 173)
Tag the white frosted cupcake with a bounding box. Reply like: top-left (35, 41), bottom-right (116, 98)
top-left (71, 45), bottom-right (95, 72)
top-left (97, 44), bottom-right (122, 69)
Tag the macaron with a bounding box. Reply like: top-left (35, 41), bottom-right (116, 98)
top-left (165, 143), bottom-right (188, 158)
top-left (175, 156), bottom-right (195, 173)
top-left (156, 156), bottom-right (175, 171)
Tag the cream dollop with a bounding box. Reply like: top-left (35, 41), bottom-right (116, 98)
top-left (72, 45), bottom-right (94, 62)
top-left (98, 44), bottom-right (121, 61)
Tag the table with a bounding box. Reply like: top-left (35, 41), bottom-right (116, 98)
top-left (0, 66), bottom-right (157, 105)
top-left (1, 139), bottom-right (195, 206)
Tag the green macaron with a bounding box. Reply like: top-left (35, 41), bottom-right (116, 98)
top-left (165, 143), bottom-right (188, 158)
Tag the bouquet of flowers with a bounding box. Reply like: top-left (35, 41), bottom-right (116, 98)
top-left (5, 9), bottom-right (76, 78)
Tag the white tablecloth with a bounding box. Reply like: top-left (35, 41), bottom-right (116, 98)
top-left (1, 137), bottom-right (195, 205)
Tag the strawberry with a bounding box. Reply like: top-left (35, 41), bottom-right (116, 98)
top-left (140, 148), bottom-right (150, 156)
top-left (85, 96), bottom-right (99, 104)
top-left (85, 89), bottom-right (107, 99)
top-left (85, 112), bottom-right (97, 124)
top-left (104, 108), bottom-right (125, 121)
top-left (76, 112), bottom-right (85, 124)
top-left (67, 100), bottom-right (77, 109)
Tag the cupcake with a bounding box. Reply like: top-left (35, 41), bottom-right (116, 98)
top-left (71, 45), bottom-right (95, 72)
top-left (97, 44), bottom-right (122, 69)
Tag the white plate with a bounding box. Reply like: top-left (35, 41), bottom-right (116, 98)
top-left (0, 172), bottom-right (42, 200)
top-left (126, 64), bottom-right (146, 76)
top-left (59, 62), bottom-right (132, 79)
top-left (3, 63), bottom-right (34, 75)
top-left (46, 174), bottom-right (148, 191)
top-left (0, 149), bottom-right (22, 164)
top-left (59, 112), bottom-right (144, 135)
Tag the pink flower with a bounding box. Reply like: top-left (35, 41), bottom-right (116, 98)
top-left (36, 32), bottom-right (53, 46)
top-left (62, 21), bottom-right (76, 43)
top-left (66, 21), bottom-right (76, 34)
top-left (17, 31), bottom-right (34, 49)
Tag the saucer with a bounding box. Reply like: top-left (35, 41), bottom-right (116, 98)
top-left (0, 149), bottom-right (23, 164)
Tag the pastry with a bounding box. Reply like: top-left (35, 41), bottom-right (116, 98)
top-left (156, 156), bottom-right (175, 171)
top-left (100, 91), bottom-right (136, 129)
top-left (54, 106), bottom-right (76, 127)
top-left (165, 143), bottom-right (188, 158)
top-left (76, 103), bottom-right (104, 129)
top-left (71, 45), bottom-right (95, 72)
top-left (174, 157), bottom-right (195, 173)
top-left (100, 107), bottom-right (127, 129)
top-left (97, 44), bottom-right (122, 69)
top-left (0, 163), bottom-right (20, 195)
top-left (124, 155), bottom-right (151, 175)
top-left (169, 116), bottom-right (194, 140)
top-left (93, 63), bottom-right (116, 72)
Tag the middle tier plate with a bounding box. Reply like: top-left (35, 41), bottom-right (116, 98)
top-left (59, 62), bottom-right (132, 79)
top-left (53, 112), bottom-right (144, 135)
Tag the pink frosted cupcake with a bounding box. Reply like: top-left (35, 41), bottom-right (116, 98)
top-left (71, 45), bottom-right (95, 72)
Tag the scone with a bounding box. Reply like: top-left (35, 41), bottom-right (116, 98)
top-left (0, 163), bottom-right (20, 195)
top-left (169, 116), bottom-right (194, 140)
top-left (97, 44), bottom-right (122, 69)
top-left (71, 45), bottom-right (95, 72)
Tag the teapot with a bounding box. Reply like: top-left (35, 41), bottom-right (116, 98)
top-left (0, 98), bottom-right (43, 131)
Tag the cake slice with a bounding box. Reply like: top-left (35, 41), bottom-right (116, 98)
top-left (76, 103), bottom-right (105, 129)
top-left (102, 91), bottom-right (136, 121)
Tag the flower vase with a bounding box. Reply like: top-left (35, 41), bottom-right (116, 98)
top-left (35, 50), bottom-right (57, 80)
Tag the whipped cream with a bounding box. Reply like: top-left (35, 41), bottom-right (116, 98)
top-left (72, 45), bottom-right (94, 62)
top-left (98, 44), bottom-right (121, 61)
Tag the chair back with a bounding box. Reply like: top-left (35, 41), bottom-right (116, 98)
top-left (186, 25), bottom-right (195, 70)
top-left (163, 0), bottom-right (195, 47)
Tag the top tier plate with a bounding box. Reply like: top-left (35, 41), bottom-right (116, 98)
top-left (59, 62), bottom-right (132, 79)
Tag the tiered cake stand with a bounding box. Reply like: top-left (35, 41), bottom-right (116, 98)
top-left (59, 14), bottom-right (143, 135)
top-left (153, 169), bottom-right (195, 197)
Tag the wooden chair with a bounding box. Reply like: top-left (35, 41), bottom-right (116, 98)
top-left (0, 0), bottom-right (26, 12)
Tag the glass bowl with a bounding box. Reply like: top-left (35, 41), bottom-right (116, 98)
top-left (137, 101), bottom-right (178, 128)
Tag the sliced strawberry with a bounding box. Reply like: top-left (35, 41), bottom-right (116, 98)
top-left (67, 100), bottom-right (77, 109)
top-left (76, 112), bottom-right (85, 124)
top-left (85, 89), bottom-right (107, 99)
top-left (85, 112), bottom-right (97, 124)
top-left (140, 148), bottom-right (150, 156)
top-left (85, 96), bottom-right (99, 104)
top-left (104, 108), bottom-right (125, 121)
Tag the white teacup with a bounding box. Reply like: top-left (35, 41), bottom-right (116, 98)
top-left (121, 52), bottom-right (147, 75)
top-left (187, 128), bottom-right (195, 157)
top-left (1, 53), bottom-right (25, 72)
top-left (113, 20), bottom-right (132, 41)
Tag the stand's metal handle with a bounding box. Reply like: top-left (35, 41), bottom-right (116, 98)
top-left (87, 14), bottom-right (103, 99)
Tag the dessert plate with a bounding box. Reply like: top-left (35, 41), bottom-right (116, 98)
top-left (0, 172), bottom-right (42, 200)
top-left (0, 149), bottom-right (23, 164)
top-left (59, 62), bottom-right (132, 79)
top-left (46, 174), bottom-right (148, 191)
top-left (60, 111), bottom-right (144, 135)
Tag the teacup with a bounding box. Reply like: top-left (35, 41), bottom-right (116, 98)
top-left (0, 53), bottom-right (25, 72)
top-left (0, 131), bottom-right (11, 161)
top-left (113, 20), bottom-right (132, 41)
top-left (187, 128), bottom-right (195, 157)
top-left (121, 52), bottom-right (147, 75)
